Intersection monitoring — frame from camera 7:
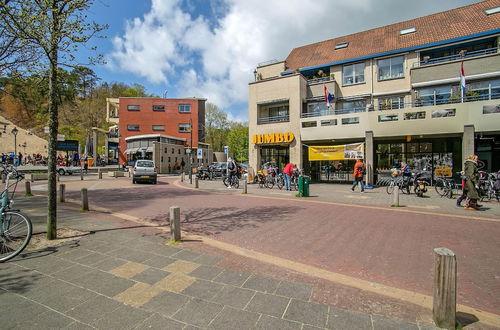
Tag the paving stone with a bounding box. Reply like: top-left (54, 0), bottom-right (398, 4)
top-left (70, 269), bottom-right (135, 297)
top-left (153, 272), bottom-right (196, 293)
top-left (254, 315), bottom-right (302, 330)
top-left (183, 326), bottom-right (203, 330)
top-left (132, 267), bottom-right (170, 285)
top-left (302, 325), bottom-right (324, 330)
top-left (172, 298), bottom-right (223, 328)
top-left (372, 315), bottom-right (419, 330)
top-left (134, 313), bottom-right (185, 330)
top-left (109, 261), bottom-right (150, 279)
top-left (208, 306), bottom-right (260, 330)
top-left (211, 285), bottom-right (256, 309)
top-left (91, 304), bottom-right (152, 330)
top-left (189, 265), bottom-right (224, 281)
top-left (92, 256), bottom-right (128, 271)
top-left (283, 299), bottom-right (328, 328)
top-left (192, 253), bottom-right (222, 266)
top-left (36, 284), bottom-right (98, 312)
top-left (141, 291), bottom-right (190, 317)
top-left (163, 259), bottom-right (199, 274)
top-left (106, 247), bottom-right (156, 263)
top-left (58, 247), bottom-right (95, 261)
top-left (1, 298), bottom-right (50, 328)
top-left (114, 282), bottom-right (163, 307)
top-left (327, 307), bottom-right (372, 330)
top-left (13, 310), bottom-right (74, 329)
top-left (171, 249), bottom-right (204, 262)
top-left (0, 270), bottom-right (51, 296)
top-left (51, 263), bottom-right (94, 281)
top-left (275, 280), bottom-right (312, 301)
top-left (242, 274), bottom-right (281, 293)
top-left (66, 295), bottom-right (123, 323)
top-left (245, 292), bottom-right (290, 318)
top-left (148, 244), bottom-right (182, 257)
top-left (73, 251), bottom-right (111, 266)
top-left (64, 321), bottom-right (95, 330)
top-left (213, 269), bottom-right (251, 286)
top-left (14, 255), bottom-right (74, 275)
top-left (141, 256), bottom-right (177, 269)
top-left (181, 278), bottom-right (224, 300)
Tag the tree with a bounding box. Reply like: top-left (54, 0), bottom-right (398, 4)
top-left (205, 103), bottom-right (229, 152)
top-left (0, 0), bottom-right (107, 239)
top-left (227, 122), bottom-right (248, 162)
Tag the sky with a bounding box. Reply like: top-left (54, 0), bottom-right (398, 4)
top-left (86, 0), bottom-right (481, 122)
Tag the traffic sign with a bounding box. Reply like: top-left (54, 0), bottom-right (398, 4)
top-left (197, 148), bottom-right (203, 159)
top-left (223, 146), bottom-right (229, 154)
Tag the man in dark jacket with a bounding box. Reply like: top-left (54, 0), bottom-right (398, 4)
top-left (463, 155), bottom-right (480, 210)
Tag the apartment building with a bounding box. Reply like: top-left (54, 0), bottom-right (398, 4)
top-left (106, 97), bottom-right (212, 173)
top-left (249, 0), bottom-right (500, 184)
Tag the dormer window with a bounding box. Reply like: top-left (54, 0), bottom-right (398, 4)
top-left (335, 42), bottom-right (349, 50)
top-left (484, 6), bottom-right (500, 15)
top-left (400, 27), bottom-right (416, 35)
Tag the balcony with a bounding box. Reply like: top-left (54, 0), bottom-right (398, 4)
top-left (257, 114), bottom-right (290, 125)
top-left (414, 47), bottom-right (498, 68)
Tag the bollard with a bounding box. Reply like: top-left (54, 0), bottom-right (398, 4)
top-left (170, 206), bottom-right (181, 242)
top-left (81, 188), bottom-right (89, 211)
top-left (392, 185), bottom-right (400, 207)
top-left (25, 181), bottom-right (32, 196)
top-left (80, 169), bottom-right (84, 181)
top-left (194, 176), bottom-right (199, 188)
top-left (128, 168), bottom-right (131, 177)
top-left (433, 248), bottom-right (456, 329)
top-left (30, 175), bottom-right (34, 183)
top-left (242, 180), bottom-right (247, 194)
top-left (181, 172), bottom-right (184, 182)
top-left (57, 173), bottom-right (60, 182)
top-left (59, 184), bottom-right (65, 203)
top-left (1, 173), bottom-right (5, 183)
top-left (98, 169), bottom-right (102, 179)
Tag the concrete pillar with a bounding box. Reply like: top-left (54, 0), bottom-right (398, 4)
top-left (25, 181), bottom-right (32, 196)
top-left (81, 188), bottom-right (89, 211)
top-left (170, 206), bottom-right (181, 242)
top-left (242, 180), bottom-right (247, 194)
top-left (194, 176), bottom-right (199, 188)
top-left (392, 185), bottom-right (400, 207)
top-left (433, 248), bottom-right (456, 329)
top-left (365, 131), bottom-right (374, 186)
top-left (98, 169), bottom-right (102, 179)
top-left (462, 125), bottom-right (475, 170)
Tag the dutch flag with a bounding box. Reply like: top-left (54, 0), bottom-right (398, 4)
top-left (460, 61), bottom-right (466, 101)
top-left (324, 85), bottom-right (334, 107)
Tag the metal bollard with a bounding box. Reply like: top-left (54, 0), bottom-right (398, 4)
top-left (170, 206), bottom-right (181, 242)
top-left (57, 173), bottom-right (60, 182)
top-left (128, 168), bottom-right (131, 177)
top-left (181, 172), bottom-right (184, 182)
top-left (80, 169), bottom-right (84, 181)
top-left (242, 180), bottom-right (247, 194)
top-left (98, 169), bottom-right (102, 179)
top-left (194, 176), bottom-right (199, 188)
top-left (433, 248), bottom-right (457, 329)
top-left (59, 184), bottom-right (65, 203)
top-left (81, 188), bottom-right (89, 211)
top-left (25, 181), bottom-right (32, 196)
top-left (392, 185), bottom-right (400, 207)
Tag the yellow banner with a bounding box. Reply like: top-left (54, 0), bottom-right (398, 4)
top-left (308, 143), bottom-right (364, 161)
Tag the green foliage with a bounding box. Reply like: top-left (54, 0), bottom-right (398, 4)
top-left (227, 123), bottom-right (248, 162)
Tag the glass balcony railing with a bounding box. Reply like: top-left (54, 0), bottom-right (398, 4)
top-left (257, 115), bottom-right (290, 124)
top-left (415, 47), bottom-right (499, 67)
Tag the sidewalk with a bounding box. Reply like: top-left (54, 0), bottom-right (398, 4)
top-left (0, 195), bottom-right (438, 329)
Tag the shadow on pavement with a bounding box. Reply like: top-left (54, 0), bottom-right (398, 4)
top-left (0, 269), bottom-right (45, 294)
top-left (456, 311), bottom-right (479, 327)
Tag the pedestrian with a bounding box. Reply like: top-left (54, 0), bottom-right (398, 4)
top-left (83, 156), bottom-right (88, 174)
top-left (351, 158), bottom-right (365, 192)
top-left (463, 155), bottom-right (480, 210)
top-left (181, 159), bottom-right (186, 172)
top-left (456, 170), bottom-right (467, 207)
top-left (226, 157), bottom-right (237, 188)
top-left (283, 161), bottom-right (294, 191)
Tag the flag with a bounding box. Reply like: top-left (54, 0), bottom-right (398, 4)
top-left (324, 85), bottom-right (334, 107)
top-left (460, 60), bottom-right (466, 101)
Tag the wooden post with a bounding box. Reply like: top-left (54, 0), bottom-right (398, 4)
top-left (25, 181), bottom-right (32, 196)
top-left (98, 169), bottom-right (102, 179)
top-left (243, 180), bottom-right (247, 194)
top-left (170, 206), bottom-right (181, 242)
top-left (392, 185), bottom-right (400, 206)
top-left (57, 173), bottom-right (60, 182)
top-left (80, 169), bottom-right (84, 180)
top-left (433, 248), bottom-right (457, 329)
top-left (1, 173), bottom-right (6, 183)
top-left (194, 176), bottom-right (199, 188)
top-left (181, 172), bottom-right (184, 182)
top-left (81, 188), bottom-right (89, 211)
top-left (59, 184), bottom-right (65, 203)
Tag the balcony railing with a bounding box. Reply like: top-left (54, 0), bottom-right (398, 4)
top-left (414, 47), bottom-right (499, 68)
top-left (307, 76), bottom-right (332, 84)
top-left (301, 107), bottom-right (367, 118)
top-left (257, 114), bottom-right (290, 124)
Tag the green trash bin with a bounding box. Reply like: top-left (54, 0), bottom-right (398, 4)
top-left (297, 176), bottom-right (310, 197)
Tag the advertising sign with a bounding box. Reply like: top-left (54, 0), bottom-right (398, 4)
top-left (308, 143), bottom-right (364, 161)
top-left (56, 140), bottom-right (79, 151)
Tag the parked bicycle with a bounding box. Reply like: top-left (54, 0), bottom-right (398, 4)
top-left (386, 176), bottom-right (411, 195)
top-left (435, 176), bottom-right (460, 199)
top-left (0, 165), bottom-right (32, 262)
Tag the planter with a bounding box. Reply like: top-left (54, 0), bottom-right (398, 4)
top-left (108, 171), bottom-right (125, 178)
top-left (26, 173), bottom-right (48, 181)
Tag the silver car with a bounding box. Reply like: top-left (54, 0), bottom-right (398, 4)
top-left (132, 160), bottom-right (157, 184)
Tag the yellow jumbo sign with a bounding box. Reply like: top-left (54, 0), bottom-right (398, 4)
top-left (252, 132), bottom-right (295, 144)
top-left (308, 143), bottom-right (364, 161)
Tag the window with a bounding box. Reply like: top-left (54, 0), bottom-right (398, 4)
top-left (152, 125), bottom-right (165, 131)
top-left (337, 100), bottom-right (366, 114)
top-left (417, 86), bottom-right (453, 106)
top-left (321, 119), bottom-right (337, 126)
top-left (178, 123), bottom-right (191, 132)
top-left (341, 117), bottom-right (359, 125)
top-left (258, 102), bottom-right (289, 124)
top-left (178, 104), bottom-right (191, 113)
top-left (127, 124), bottom-right (140, 131)
top-left (484, 6), bottom-right (500, 15)
top-left (335, 42), bottom-right (348, 49)
top-left (164, 148), bottom-right (168, 153)
top-left (379, 96), bottom-right (405, 110)
top-left (378, 56), bottom-right (404, 80)
top-left (343, 63), bottom-right (365, 85)
top-left (378, 114), bottom-right (399, 122)
top-left (127, 105), bottom-right (140, 111)
top-left (153, 105), bottom-right (165, 111)
top-left (400, 27), bottom-right (416, 35)
top-left (302, 121), bottom-right (317, 128)
top-left (305, 102), bottom-right (329, 115)
top-left (404, 111), bottom-right (426, 120)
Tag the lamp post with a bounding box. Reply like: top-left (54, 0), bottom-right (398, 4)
top-left (188, 118), bottom-right (193, 184)
top-left (11, 127), bottom-right (18, 155)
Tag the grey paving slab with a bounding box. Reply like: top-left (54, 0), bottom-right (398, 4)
top-left (64, 321), bottom-right (95, 330)
top-left (242, 274), bottom-right (281, 294)
top-left (66, 295), bottom-right (123, 323)
top-left (213, 269), bottom-right (251, 286)
top-left (106, 247), bottom-right (156, 263)
top-left (275, 280), bottom-right (313, 301)
top-left (92, 256), bottom-right (129, 271)
top-left (283, 299), bottom-right (328, 328)
top-left (181, 278), bottom-right (224, 300)
top-left (21, 278), bottom-right (82, 303)
top-left (37, 285), bottom-right (98, 313)
top-left (1, 297), bottom-right (50, 328)
top-left (0, 269), bottom-right (48, 296)
top-left (245, 292), bottom-right (290, 318)
top-left (188, 265), bottom-right (224, 281)
top-left (13, 255), bottom-right (75, 275)
top-left (148, 244), bottom-right (182, 257)
top-left (58, 247), bottom-right (96, 261)
top-left (91, 304), bottom-right (152, 330)
top-left (74, 251), bottom-right (111, 266)
top-left (172, 298), bottom-right (224, 328)
top-left (69, 269), bottom-right (135, 297)
top-left (327, 307), bottom-right (372, 330)
top-left (171, 249), bottom-right (204, 262)
top-left (131, 267), bottom-right (170, 285)
top-left (302, 325), bottom-right (324, 330)
top-left (51, 263), bottom-right (95, 281)
top-left (13, 310), bottom-right (74, 329)
top-left (254, 314), bottom-right (302, 330)
top-left (183, 326), bottom-right (203, 330)
top-left (211, 285), bottom-right (256, 309)
top-left (134, 313), bottom-right (185, 330)
top-left (192, 253), bottom-right (222, 266)
top-left (141, 290), bottom-right (191, 317)
top-left (208, 306), bottom-right (260, 330)
top-left (141, 255), bottom-right (177, 269)
top-left (372, 315), bottom-right (419, 330)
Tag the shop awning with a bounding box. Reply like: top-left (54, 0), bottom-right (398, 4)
top-left (124, 148), bottom-right (139, 154)
top-left (137, 146), bottom-right (154, 153)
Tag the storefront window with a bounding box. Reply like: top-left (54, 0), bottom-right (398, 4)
top-left (260, 146), bottom-right (289, 171)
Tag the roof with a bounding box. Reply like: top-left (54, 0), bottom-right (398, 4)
top-left (284, 0), bottom-right (500, 72)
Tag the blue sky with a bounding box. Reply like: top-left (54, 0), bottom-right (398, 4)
top-left (85, 0), bottom-right (479, 122)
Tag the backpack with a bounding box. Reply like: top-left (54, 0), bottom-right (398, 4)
top-left (228, 161), bottom-right (235, 171)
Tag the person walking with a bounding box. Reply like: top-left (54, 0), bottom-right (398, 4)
top-left (351, 158), bottom-right (365, 192)
top-left (282, 162), bottom-right (294, 191)
top-left (226, 157), bottom-right (237, 188)
top-left (463, 155), bottom-right (480, 210)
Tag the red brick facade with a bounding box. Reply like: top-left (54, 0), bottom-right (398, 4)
top-left (118, 97), bottom-right (206, 164)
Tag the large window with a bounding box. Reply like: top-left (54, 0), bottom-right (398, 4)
top-left (378, 96), bottom-right (405, 110)
top-left (417, 86), bottom-right (453, 106)
top-left (127, 124), bottom-right (140, 131)
top-left (178, 104), bottom-right (191, 113)
top-left (178, 123), bottom-right (191, 132)
top-left (152, 125), bottom-right (165, 131)
top-left (341, 117), bottom-right (360, 125)
top-left (153, 105), bottom-right (165, 111)
top-left (378, 56), bottom-right (404, 81)
top-left (305, 102), bottom-right (330, 116)
top-left (343, 62), bottom-right (365, 85)
top-left (337, 100), bottom-right (366, 114)
top-left (258, 102), bottom-right (289, 124)
top-left (127, 105), bottom-right (140, 111)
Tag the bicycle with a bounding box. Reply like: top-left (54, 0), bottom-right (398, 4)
top-left (222, 174), bottom-right (239, 189)
top-left (435, 177), bottom-right (459, 199)
top-left (0, 165), bottom-right (32, 262)
top-left (386, 176), bottom-right (411, 195)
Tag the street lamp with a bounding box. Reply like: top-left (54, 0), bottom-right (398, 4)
top-left (188, 118), bottom-right (193, 184)
top-left (11, 127), bottom-right (18, 155)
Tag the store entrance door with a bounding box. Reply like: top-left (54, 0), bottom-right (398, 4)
top-left (260, 146), bottom-right (289, 171)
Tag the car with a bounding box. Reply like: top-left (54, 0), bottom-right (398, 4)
top-left (56, 165), bottom-right (81, 176)
top-left (210, 162), bottom-right (227, 177)
top-left (132, 159), bottom-right (157, 184)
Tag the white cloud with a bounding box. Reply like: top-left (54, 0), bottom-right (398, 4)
top-left (107, 0), bottom-right (478, 119)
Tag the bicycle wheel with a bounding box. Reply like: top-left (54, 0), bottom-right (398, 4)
top-left (231, 178), bottom-right (239, 189)
top-left (435, 179), bottom-right (447, 197)
top-left (277, 176), bottom-right (284, 190)
top-left (222, 176), bottom-right (229, 187)
top-left (265, 176), bottom-right (274, 189)
top-left (0, 211), bottom-right (32, 262)
top-left (386, 181), bottom-right (395, 194)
